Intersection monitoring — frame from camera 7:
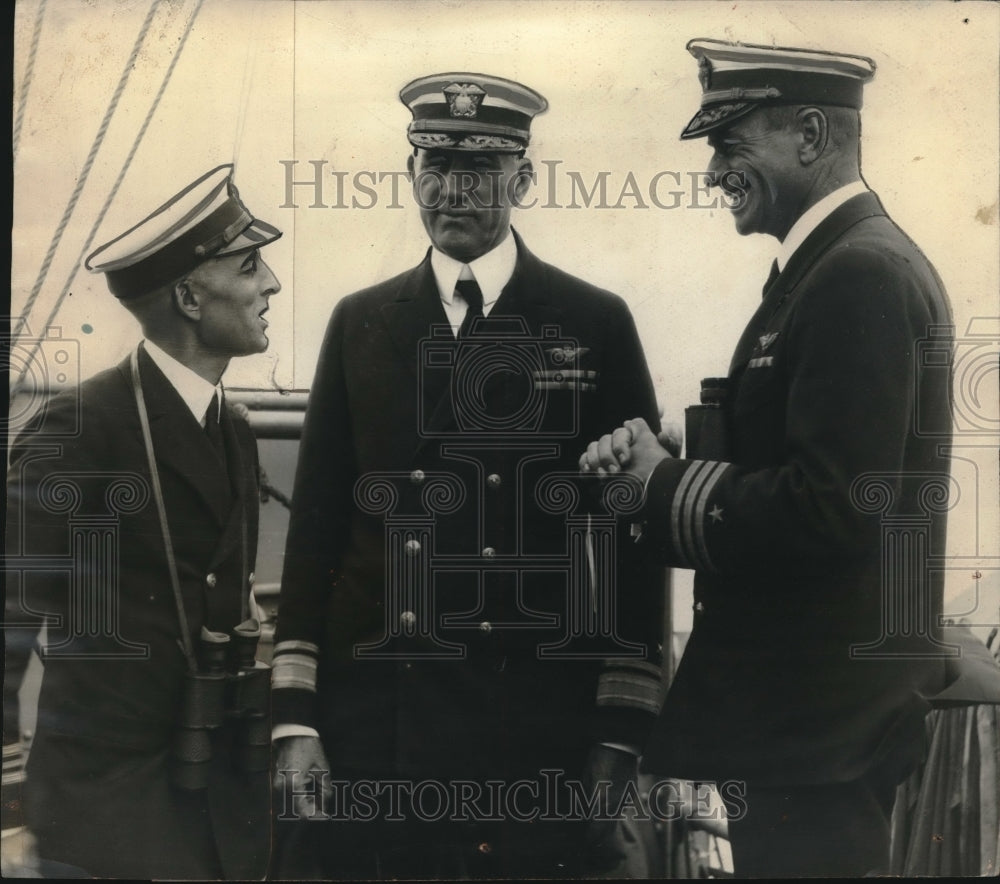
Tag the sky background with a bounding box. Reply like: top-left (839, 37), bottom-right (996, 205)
top-left (11, 0), bottom-right (1000, 635)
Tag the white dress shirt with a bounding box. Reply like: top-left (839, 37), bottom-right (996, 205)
top-left (430, 230), bottom-right (518, 334)
top-left (143, 339), bottom-right (222, 427)
top-left (273, 234), bottom-right (521, 744)
top-left (776, 180), bottom-right (869, 271)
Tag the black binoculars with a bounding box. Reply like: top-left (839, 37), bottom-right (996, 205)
top-left (170, 618), bottom-right (271, 791)
top-left (684, 377), bottom-right (730, 460)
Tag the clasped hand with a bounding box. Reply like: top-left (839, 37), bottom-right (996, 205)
top-left (579, 417), bottom-right (681, 484)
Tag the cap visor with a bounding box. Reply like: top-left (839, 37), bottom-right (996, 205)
top-left (216, 218), bottom-right (282, 256)
top-left (407, 132), bottom-right (526, 153)
top-left (680, 101), bottom-right (758, 140)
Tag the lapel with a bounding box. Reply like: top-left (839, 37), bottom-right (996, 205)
top-left (379, 250), bottom-right (452, 379)
top-left (489, 229), bottom-right (567, 329)
top-left (729, 190), bottom-right (887, 375)
top-left (378, 253), bottom-right (455, 441)
top-left (130, 345), bottom-right (233, 527)
top-left (412, 231), bottom-right (568, 450)
top-left (207, 404), bottom-right (250, 572)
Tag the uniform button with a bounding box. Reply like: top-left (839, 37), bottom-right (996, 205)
top-left (248, 572), bottom-right (255, 586)
top-left (206, 573), bottom-right (217, 588)
top-left (478, 842), bottom-right (492, 855)
top-left (403, 662), bottom-right (413, 670)
top-left (486, 474), bottom-right (502, 490)
top-left (404, 539), bottom-right (421, 556)
top-left (400, 611), bottom-right (416, 628)
top-left (482, 547), bottom-right (496, 558)
top-left (693, 601), bottom-right (705, 614)
top-left (479, 621), bottom-right (492, 634)
top-left (554, 372), bottom-right (564, 383)
top-left (409, 469), bottom-right (426, 485)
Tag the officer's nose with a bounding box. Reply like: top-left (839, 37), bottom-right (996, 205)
top-left (260, 258), bottom-right (281, 296)
top-left (414, 168), bottom-right (446, 210)
top-left (705, 153), bottom-right (726, 187)
top-left (443, 170), bottom-right (472, 208)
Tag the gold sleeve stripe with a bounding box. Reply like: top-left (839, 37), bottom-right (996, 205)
top-left (271, 673), bottom-right (318, 692)
top-left (671, 459), bottom-right (729, 573)
top-left (273, 653), bottom-right (317, 671)
top-left (690, 461), bottom-right (728, 572)
top-left (681, 462), bottom-right (719, 569)
top-left (271, 653), bottom-right (318, 692)
top-left (274, 639), bottom-right (319, 657)
top-left (602, 659), bottom-right (663, 679)
top-left (596, 671), bottom-right (665, 714)
top-left (671, 460), bottom-right (711, 568)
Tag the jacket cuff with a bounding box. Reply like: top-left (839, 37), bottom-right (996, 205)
top-left (645, 458), bottom-right (732, 572)
top-left (271, 639), bottom-right (320, 729)
top-left (2, 741), bottom-right (27, 830)
top-left (592, 659), bottom-right (665, 749)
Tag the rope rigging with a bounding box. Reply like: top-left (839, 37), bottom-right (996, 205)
top-left (12, 0), bottom-right (207, 398)
top-left (12, 0), bottom-right (47, 161)
top-left (12, 0), bottom-right (162, 353)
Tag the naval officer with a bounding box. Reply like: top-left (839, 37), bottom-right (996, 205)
top-left (4, 164), bottom-right (282, 878)
top-left (581, 40), bottom-right (956, 877)
top-left (271, 73), bottom-right (666, 878)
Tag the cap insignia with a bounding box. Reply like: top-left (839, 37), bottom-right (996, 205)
top-left (444, 83), bottom-right (487, 118)
top-left (698, 56), bottom-right (712, 91)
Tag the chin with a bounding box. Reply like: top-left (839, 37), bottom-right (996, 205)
top-left (236, 337), bottom-right (268, 356)
top-left (731, 212), bottom-right (761, 237)
top-left (434, 238), bottom-right (482, 262)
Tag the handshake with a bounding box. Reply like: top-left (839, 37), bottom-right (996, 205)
top-left (578, 416), bottom-right (683, 483)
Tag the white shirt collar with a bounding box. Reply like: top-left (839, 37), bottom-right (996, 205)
top-left (776, 180), bottom-right (869, 271)
top-left (142, 339), bottom-right (222, 427)
top-left (431, 230), bottom-right (517, 307)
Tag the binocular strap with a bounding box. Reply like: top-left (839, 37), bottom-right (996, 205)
top-left (130, 345), bottom-right (199, 674)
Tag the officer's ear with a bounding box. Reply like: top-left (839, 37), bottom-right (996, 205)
top-left (172, 278), bottom-right (202, 323)
top-left (796, 107), bottom-right (829, 165)
top-left (406, 152), bottom-right (416, 182)
top-left (511, 156), bottom-right (534, 206)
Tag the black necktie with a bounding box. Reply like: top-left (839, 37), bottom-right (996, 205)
top-left (762, 259), bottom-right (781, 298)
top-left (205, 392), bottom-right (227, 467)
top-left (455, 277), bottom-right (484, 338)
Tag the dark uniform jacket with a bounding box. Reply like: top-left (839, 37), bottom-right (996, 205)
top-left (640, 191), bottom-right (956, 787)
top-left (273, 233), bottom-right (665, 783)
top-left (3, 345), bottom-right (268, 879)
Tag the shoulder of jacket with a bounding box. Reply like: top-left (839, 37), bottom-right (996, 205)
top-left (344, 262), bottom-right (427, 306)
top-left (532, 257), bottom-right (629, 314)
